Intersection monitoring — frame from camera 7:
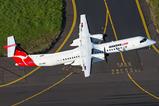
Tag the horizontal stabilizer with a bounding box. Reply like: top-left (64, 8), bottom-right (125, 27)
top-left (6, 36), bottom-right (16, 57)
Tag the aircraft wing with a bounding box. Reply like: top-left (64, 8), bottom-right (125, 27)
top-left (79, 14), bottom-right (92, 77)
top-left (82, 53), bottom-right (92, 77)
top-left (79, 14), bottom-right (90, 38)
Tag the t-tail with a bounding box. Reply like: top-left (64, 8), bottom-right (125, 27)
top-left (4, 36), bottom-right (37, 66)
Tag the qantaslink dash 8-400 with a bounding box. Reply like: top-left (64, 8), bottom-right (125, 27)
top-left (4, 14), bottom-right (156, 77)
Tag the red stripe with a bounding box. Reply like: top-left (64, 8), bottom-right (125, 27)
top-left (3, 44), bottom-right (16, 49)
top-left (122, 42), bottom-right (128, 45)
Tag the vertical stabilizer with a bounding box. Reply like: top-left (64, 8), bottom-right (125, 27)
top-left (7, 36), bottom-right (16, 57)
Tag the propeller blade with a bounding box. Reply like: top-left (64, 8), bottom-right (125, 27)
top-left (104, 48), bottom-right (108, 63)
top-left (103, 33), bottom-right (108, 41)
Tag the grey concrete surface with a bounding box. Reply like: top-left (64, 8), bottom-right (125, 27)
top-left (0, 0), bottom-right (158, 106)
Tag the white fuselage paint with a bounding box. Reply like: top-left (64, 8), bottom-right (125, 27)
top-left (28, 36), bottom-right (155, 67)
top-left (94, 36), bottom-right (155, 53)
top-left (7, 14), bottom-right (156, 77)
top-left (29, 48), bottom-right (80, 66)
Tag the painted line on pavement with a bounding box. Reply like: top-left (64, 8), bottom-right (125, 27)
top-left (0, 0), bottom-right (77, 88)
top-left (11, 0), bottom-right (77, 105)
top-left (56, 0), bottom-right (77, 52)
top-left (135, 0), bottom-right (159, 54)
top-left (12, 72), bottom-right (73, 106)
top-left (127, 73), bottom-right (159, 100)
top-left (105, 0), bottom-right (159, 101)
top-left (104, 0), bottom-right (126, 64)
top-left (0, 67), bottom-right (40, 88)
top-left (103, 8), bottom-right (109, 34)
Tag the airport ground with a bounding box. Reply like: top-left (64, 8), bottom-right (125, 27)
top-left (0, 0), bottom-right (159, 106)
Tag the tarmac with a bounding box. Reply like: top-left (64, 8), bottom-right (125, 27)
top-left (0, 0), bottom-right (159, 106)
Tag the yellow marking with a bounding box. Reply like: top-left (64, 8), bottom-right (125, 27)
top-left (112, 69), bottom-right (115, 74)
top-left (129, 68), bottom-right (133, 72)
top-left (127, 72), bottom-right (159, 100)
top-left (120, 69), bottom-right (123, 73)
top-left (115, 69), bottom-right (120, 74)
top-left (116, 69), bottom-right (119, 72)
top-left (103, 9), bottom-right (109, 33)
top-left (116, 72), bottom-right (119, 75)
top-left (104, 0), bottom-right (117, 40)
top-left (134, 69), bottom-right (138, 73)
top-left (124, 62), bottom-right (128, 67)
top-left (56, 0), bottom-right (77, 52)
top-left (12, 0), bottom-right (77, 105)
top-left (120, 62), bottom-right (124, 67)
top-left (128, 62), bottom-right (132, 67)
top-left (0, 0), bottom-right (77, 88)
top-left (120, 53), bottom-right (126, 64)
top-left (112, 69), bottom-right (117, 75)
top-left (0, 67), bottom-right (40, 88)
top-left (12, 72), bottom-right (73, 106)
top-left (135, 0), bottom-right (159, 54)
top-left (105, 0), bottom-right (159, 101)
top-left (104, 0), bottom-right (126, 64)
top-left (124, 68), bottom-right (128, 72)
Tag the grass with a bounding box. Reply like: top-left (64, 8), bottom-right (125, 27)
top-left (0, 0), bottom-right (63, 56)
top-left (146, 0), bottom-right (159, 33)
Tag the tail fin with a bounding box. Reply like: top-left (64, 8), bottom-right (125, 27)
top-left (4, 36), bottom-right (37, 66)
top-left (4, 36), bottom-right (16, 57)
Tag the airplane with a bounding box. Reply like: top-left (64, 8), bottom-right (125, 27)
top-left (4, 14), bottom-right (156, 77)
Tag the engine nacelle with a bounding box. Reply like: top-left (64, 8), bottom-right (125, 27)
top-left (92, 53), bottom-right (105, 63)
top-left (91, 34), bottom-right (103, 41)
top-left (70, 38), bottom-right (80, 46)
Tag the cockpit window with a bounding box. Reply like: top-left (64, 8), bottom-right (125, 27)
top-left (140, 37), bottom-right (147, 43)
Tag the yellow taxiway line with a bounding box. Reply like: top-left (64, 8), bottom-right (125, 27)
top-left (127, 73), bottom-right (159, 100)
top-left (103, 9), bottom-right (109, 34)
top-left (105, 0), bottom-right (159, 101)
top-left (12, 72), bottom-right (73, 106)
top-left (12, 0), bottom-right (110, 105)
top-left (56, 0), bottom-right (77, 52)
top-left (135, 0), bottom-right (159, 54)
top-left (0, 67), bottom-right (40, 88)
top-left (0, 0), bottom-right (77, 88)
top-left (11, 0), bottom-right (77, 105)
top-left (11, 0), bottom-right (159, 105)
top-left (104, 0), bottom-right (126, 64)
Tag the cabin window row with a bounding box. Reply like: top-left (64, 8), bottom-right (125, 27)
top-left (109, 44), bottom-right (122, 48)
top-left (107, 46), bottom-right (127, 52)
top-left (62, 55), bottom-right (80, 61)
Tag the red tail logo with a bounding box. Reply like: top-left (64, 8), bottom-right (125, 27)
top-left (13, 49), bottom-right (37, 66)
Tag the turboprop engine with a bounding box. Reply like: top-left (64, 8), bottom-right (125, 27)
top-left (90, 33), bottom-right (107, 43)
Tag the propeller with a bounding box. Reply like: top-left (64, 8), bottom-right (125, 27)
top-left (103, 33), bottom-right (108, 42)
top-left (104, 48), bottom-right (109, 63)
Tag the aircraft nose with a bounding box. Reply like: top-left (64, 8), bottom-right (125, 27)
top-left (148, 39), bottom-right (156, 45)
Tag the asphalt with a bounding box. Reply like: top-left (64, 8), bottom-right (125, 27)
top-left (0, 0), bottom-right (159, 106)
